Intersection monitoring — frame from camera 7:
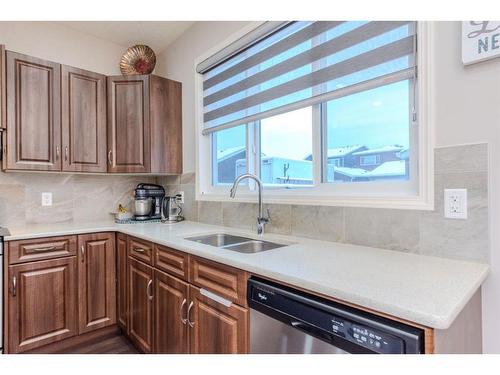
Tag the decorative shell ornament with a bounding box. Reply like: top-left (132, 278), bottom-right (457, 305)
top-left (120, 44), bottom-right (157, 75)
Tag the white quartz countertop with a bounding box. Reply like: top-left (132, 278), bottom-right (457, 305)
top-left (4, 220), bottom-right (489, 330)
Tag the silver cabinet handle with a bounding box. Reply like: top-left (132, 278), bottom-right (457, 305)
top-left (180, 298), bottom-right (187, 325)
top-left (147, 279), bottom-right (153, 300)
top-left (108, 150), bottom-right (113, 166)
top-left (56, 146), bottom-right (60, 160)
top-left (133, 247), bottom-right (145, 253)
top-left (32, 246), bottom-right (56, 252)
top-left (64, 146), bottom-right (68, 161)
top-left (187, 301), bottom-right (195, 327)
top-left (11, 275), bottom-right (17, 297)
top-left (80, 245), bottom-right (85, 262)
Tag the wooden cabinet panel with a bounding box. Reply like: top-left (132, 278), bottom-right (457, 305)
top-left (5, 51), bottom-right (61, 171)
top-left (149, 75), bottom-right (182, 174)
top-left (107, 75), bottom-right (150, 173)
top-left (8, 235), bottom-right (77, 264)
top-left (190, 256), bottom-right (248, 306)
top-left (7, 257), bottom-right (78, 353)
top-left (154, 244), bottom-right (189, 281)
top-left (128, 236), bottom-right (153, 265)
top-left (154, 269), bottom-right (189, 353)
top-left (1, 44), bottom-right (5, 131)
top-left (128, 257), bottom-right (153, 353)
top-left (117, 233), bottom-right (128, 330)
top-left (77, 233), bottom-right (116, 334)
top-left (189, 285), bottom-right (248, 354)
top-left (61, 66), bottom-right (107, 172)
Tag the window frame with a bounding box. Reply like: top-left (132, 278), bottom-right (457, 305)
top-left (195, 21), bottom-right (434, 210)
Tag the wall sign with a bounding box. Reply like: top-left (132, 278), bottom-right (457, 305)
top-left (462, 21), bottom-right (500, 65)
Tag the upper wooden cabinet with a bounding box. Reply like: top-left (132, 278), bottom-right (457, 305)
top-left (61, 66), bottom-right (107, 172)
top-left (107, 74), bottom-right (182, 174)
top-left (4, 51), bottom-right (61, 171)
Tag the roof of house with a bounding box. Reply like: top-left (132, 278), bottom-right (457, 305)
top-left (216, 146), bottom-right (245, 162)
top-left (366, 160), bottom-right (407, 177)
top-left (333, 166), bottom-right (371, 178)
top-left (304, 145), bottom-right (365, 160)
top-left (352, 145), bottom-right (405, 156)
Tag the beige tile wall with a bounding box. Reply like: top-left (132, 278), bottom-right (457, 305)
top-left (159, 143), bottom-right (489, 263)
top-left (0, 172), bottom-right (155, 228)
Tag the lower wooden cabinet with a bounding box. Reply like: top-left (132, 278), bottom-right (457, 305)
top-left (117, 233), bottom-right (128, 330)
top-left (78, 233), bottom-right (116, 334)
top-left (7, 257), bottom-right (78, 353)
top-left (188, 285), bottom-right (249, 354)
top-left (154, 269), bottom-right (189, 353)
top-left (128, 257), bottom-right (154, 353)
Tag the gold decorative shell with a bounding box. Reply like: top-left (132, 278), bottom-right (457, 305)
top-left (120, 45), bottom-right (156, 75)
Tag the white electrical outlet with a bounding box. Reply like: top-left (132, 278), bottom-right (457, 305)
top-left (444, 189), bottom-right (467, 219)
top-left (41, 192), bottom-right (53, 207)
top-left (177, 191), bottom-right (185, 204)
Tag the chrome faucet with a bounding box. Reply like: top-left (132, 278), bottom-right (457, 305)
top-left (230, 173), bottom-right (271, 235)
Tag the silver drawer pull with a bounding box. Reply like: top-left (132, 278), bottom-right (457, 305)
top-left (134, 247), bottom-right (146, 253)
top-left (81, 245), bottom-right (85, 262)
top-left (147, 279), bottom-right (153, 300)
top-left (32, 246), bottom-right (57, 252)
top-left (108, 150), bottom-right (113, 165)
top-left (180, 298), bottom-right (187, 325)
top-left (187, 301), bottom-right (195, 327)
top-left (11, 275), bottom-right (17, 297)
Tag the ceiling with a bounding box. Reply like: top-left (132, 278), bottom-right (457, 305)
top-left (58, 21), bottom-right (195, 53)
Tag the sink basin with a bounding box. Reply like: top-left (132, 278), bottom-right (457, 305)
top-left (185, 233), bottom-right (288, 253)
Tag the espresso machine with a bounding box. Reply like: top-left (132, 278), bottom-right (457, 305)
top-left (134, 183), bottom-right (165, 221)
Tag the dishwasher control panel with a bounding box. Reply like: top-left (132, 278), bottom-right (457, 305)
top-left (248, 277), bottom-right (424, 354)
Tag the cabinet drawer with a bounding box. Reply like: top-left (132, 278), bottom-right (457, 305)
top-left (189, 256), bottom-right (248, 306)
top-left (154, 244), bottom-right (189, 281)
top-left (128, 236), bottom-right (153, 265)
top-left (8, 235), bottom-right (77, 264)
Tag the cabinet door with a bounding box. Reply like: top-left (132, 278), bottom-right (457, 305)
top-left (7, 257), bottom-right (78, 353)
top-left (107, 75), bottom-right (150, 173)
top-left (5, 51), bottom-right (61, 171)
top-left (128, 257), bottom-right (153, 353)
top-left (77, 233), bottom-right (116, 334)
top-left (189, 286), bottom-right (249, 354)
top-left (154, 269), bottom-right (189, 353)
top-left (117, 233), bottom-right (128, 330)
top-left (61, 66), bottom-right (107, 172)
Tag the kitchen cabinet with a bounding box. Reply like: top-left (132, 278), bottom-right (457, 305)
top-left (61, 65), bottom-right (107, 172)
top-left (128, 257), bottom-right (154, 353)
top-left (7, 256), bottom-right (78, 353)
top-left (154, 269), bottom-right (189, 353)
top-left (4, 51), bottom-right (61, 171)
top-left (77, 233), bottom-right (116, 334)
top-left (107, 74), bottom-right (182, 174)
top-left (117, 233), bottom-right (128, 330)
top-left (188, 285), bottom-right (249, 354)
top-left (1, 45), bottom-right (5, 130)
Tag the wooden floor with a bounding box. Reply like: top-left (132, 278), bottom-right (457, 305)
top-left (55, 334), bottom-right (139, 354)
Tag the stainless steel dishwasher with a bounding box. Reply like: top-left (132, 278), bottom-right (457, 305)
top-left (248, 277), bottom-right (424, 354)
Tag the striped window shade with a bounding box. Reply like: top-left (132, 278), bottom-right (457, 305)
top-left (198, 21), bottom-right (417, 135)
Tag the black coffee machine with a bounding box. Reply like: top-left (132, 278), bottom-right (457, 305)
top-left (134, 183), bottom-right (165, 221)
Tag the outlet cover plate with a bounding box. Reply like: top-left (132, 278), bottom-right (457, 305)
top-left (41, 192), bottom-right (53, 207)
top-left (444, 189), bottom-right (467, 219)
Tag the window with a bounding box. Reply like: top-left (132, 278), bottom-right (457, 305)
top-left (197, 21), bottom-right (433, 209)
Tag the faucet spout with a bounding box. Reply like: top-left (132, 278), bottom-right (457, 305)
top-left (229, 173), bottom-right (270, 235)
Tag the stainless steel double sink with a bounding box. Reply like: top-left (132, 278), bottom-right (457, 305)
top-left (185, 233), bottom-right (289, 253)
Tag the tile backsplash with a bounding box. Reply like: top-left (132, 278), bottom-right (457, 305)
top-left (159, 143), bottom-right (489, 264)
top-left (0, 172), bottom-right (155, 227)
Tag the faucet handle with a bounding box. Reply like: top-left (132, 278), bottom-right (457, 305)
top-left (266, 208), bottom-right (271, 222)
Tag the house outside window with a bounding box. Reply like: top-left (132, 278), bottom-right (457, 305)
top-left (196, 21), bottom-right (434, 209)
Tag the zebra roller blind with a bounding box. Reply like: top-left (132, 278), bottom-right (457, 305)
top-left (198, 21), bottom-right (417, 135)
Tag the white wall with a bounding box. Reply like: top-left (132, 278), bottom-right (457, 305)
top-left (159, 21), bottom-right (500, 353)
top-left (155, 21), bottom-right (252, 172)
top-left (432, 21), bottom-right (500, 353)
top-left (0, 22), bottom-right (124, 75)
